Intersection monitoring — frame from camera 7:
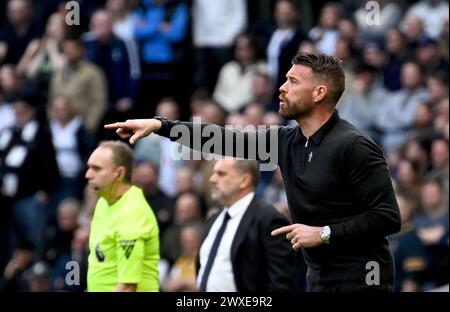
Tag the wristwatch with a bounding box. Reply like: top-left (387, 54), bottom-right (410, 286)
top-left (320, 226), bottom-right (331, 244)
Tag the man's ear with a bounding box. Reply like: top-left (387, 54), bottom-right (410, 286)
top-left (116, 167), bottom-right (125, 179)
top-left (313, 85), bottom-right (328, 103)
top-left (239, 173), bottom-right (252, 189)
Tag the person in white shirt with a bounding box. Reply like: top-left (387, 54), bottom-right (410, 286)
top-left (192, 0), bottom-right (247, 93)
top-left (196, 158), bottom-right (293, 292)
top-left (213, 33), bottom-right (268, 112)
top-left (403, 0), bottom-right (449, 39)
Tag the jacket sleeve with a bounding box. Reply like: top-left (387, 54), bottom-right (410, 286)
top-left (329, 136), bottom-right (401, 244)
top-left (156, 120), bottom-right (280, 169)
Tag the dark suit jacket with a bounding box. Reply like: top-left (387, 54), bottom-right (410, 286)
top-left (196, 196), bottom-right (294, 292)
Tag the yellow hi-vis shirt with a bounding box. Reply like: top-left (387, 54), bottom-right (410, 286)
top-left (87, 185), bottom-right (159, 292)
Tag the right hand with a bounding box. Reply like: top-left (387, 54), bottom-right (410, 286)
top-left (104, 119), bottom-right (162, 145)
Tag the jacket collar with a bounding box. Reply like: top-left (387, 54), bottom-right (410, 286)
top-left (297, 110), bottom-right (340, 145)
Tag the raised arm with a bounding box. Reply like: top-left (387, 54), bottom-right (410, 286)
top-left (105, 118), bottom-right (279, 166)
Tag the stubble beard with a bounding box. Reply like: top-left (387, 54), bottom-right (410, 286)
top-left (279, 100), bottom-right (311, 120)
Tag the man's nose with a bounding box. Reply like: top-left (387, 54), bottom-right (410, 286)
top-left (279, 81), bottom-right (287, 94)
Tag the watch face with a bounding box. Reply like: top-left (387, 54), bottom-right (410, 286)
top-left (321, 226), bottom-right (330, 240)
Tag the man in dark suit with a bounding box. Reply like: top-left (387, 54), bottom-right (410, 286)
top-left (195, 158), bottom-right (293, 292)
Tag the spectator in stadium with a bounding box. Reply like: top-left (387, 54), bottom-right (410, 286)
top-left (426, 72), bottom-right (448, 104)
top-left (45, 198), bottom-right (80, 267)
top-left (337, 17), bottom-right (359, 50)
top-left (0, 95), bottom-right (59, 257)
top-left (84, 9), bottom-right (138, 141)
top-left (374, 61), bottom-right (430, 153)
top-left (266, 0), bottom-right (306, 102)
top-left (132, 160), bottom-right (174, 237)
top-left (0, 84), bottom-right (15, 133)
top-left (400, 138), bottom-right (431, 177)
top-left (192, 0), bottom-right (247, 93)
top-left (45, 198), bottom-right (80, 291)
top-left (161, 192), bottom-right (203, 265)
top-left (134, 97), bottom-right (185, 197)
top-left (434, 97), bottom-right (449, 136)
top-left (49, 36), bottom-right (107, 134)
top-left (0, 64), bottom-right (23, 103)
top-left (106, 0), bottom-right (141, 83)
top-left (250, 71), bottom-right (276, 111)
top-left (48, 95), bottom-right (94, 215)
top-left (0, 239), bottom-right (35, 292)
top-left (24, 261), bottom-right (51, 292)
top-left (17, 11), bottom-right (66, 79)
top-left (334, 37), bottom-right (356, 96)
top-left (402, 15), bottom-right (426, 54)
top-left (0, 0), bottom-right (43, 65)
top-left (308, 2), bottom-right (342, 56)
top-left (338, 62), bottom-right (387, 142)
top-left (195, 99), bottom-right (227, 126)
top-left (213, 32), bottom-right (268, 112)
top-left (161, 224), bottom-right (202, 292)
top-left (415, 37), bottom-right (448, 76)
top-left (85, 141), bottom-right (159, 292)
top-left (394, 158), bottom-right (423, 215)
top-left (414, 178), bottom-right (449, 288)
top-left (70, 226), bottom-right (90, 291)
top-left (411, 100), bottom-right (437, 141)
top-left (134, 0), bottom-right (189, 115)
top-left (243, 102), bottom-right (265, 128)
top-left (426, 138), bottom-right (449, 203)
top-left (393, 208), bottom-right (429, 291)
top-left (403, 0), bottom-right (449, 40)
top-left (383, 28), bottom-right (411, 91)
top-left (106, 52), bottom-right (401, 291)
top-left (196, 159), bottom-right (293, 291)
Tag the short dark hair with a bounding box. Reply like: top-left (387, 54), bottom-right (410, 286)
top-left (232, 160), bottom-right (260, 189)
top-left (99, 141), bottom-right (134, 183)
top-left (292, 52), bottom-right (345, 104)
top-left (63, 31), bottom-right (85, 48)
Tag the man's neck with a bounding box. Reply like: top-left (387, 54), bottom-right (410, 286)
top-left (296, 107), bottom-right (334, 138)
top-left (104, 183), bottom-right (132, 205)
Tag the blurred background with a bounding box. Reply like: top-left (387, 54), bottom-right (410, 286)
top-left (0, 0), bottom-right (448, 292)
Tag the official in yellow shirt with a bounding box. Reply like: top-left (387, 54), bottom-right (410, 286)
top-left (86, 141), bottom-right (159, 292)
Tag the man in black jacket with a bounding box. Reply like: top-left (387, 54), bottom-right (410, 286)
top-left (196, 158), bottom-right (293, 292)
top-left (105, 52), bottom-right (401, 291)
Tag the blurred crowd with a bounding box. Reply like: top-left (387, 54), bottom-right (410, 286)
top-left (0, 0), bottom-right (448, 292)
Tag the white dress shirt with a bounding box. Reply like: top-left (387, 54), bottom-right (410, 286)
top-left (197, 192), bottom-right (255, 292)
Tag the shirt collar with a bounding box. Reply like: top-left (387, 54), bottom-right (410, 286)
top-left (224, 192), bottom-right (255, 219)
top-left (297, 110), bottom-right (340, 145)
